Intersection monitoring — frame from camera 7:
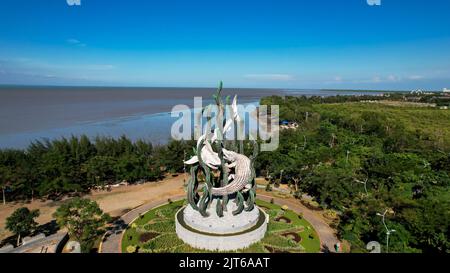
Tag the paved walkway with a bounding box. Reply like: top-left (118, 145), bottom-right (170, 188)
top-left (99, 194), bottom-right (185, 253)
top-left (100, 193), bottom-right (340, 253)
top-left (258, 194), bottom-right (340, 253)
top-left (1, 231), bottom-right (67, 253)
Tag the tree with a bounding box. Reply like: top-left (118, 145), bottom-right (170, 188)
top-left (0, 150), bottom-right (23, 204)
top-left (6, 207), bottom-right (40, 246)
top-left (84, 156), bottom-right (117, 185)
top-left (0, 166), bottom-right (12, 205)
top-left (161, 140), bottom-right (191, 173)
top-left (53, 198), bottom-right (110, 252)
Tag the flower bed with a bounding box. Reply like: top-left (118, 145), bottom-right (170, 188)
top-left (121, 199), bottom-right (320, 253)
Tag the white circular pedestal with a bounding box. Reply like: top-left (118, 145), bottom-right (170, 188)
top-left (175, 199), bottom-right (268, 251)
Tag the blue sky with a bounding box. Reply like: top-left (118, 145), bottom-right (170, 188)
top-left (0, 0), bottom-right (449, 90)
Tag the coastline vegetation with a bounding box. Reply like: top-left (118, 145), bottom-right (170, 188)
top-left (257, 94), bottom-right (450, 253)
top-left (0, 136), bottom-right (194, 201)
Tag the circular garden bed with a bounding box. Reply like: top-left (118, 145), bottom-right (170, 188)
top-left (121, 199), bottom-right (320, 253)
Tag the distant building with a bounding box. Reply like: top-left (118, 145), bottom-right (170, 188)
top-left (443, 88), bottom-right (450, 93)
top-left (279, 120), bottom-right (299, 130)
top-left (410, 89), bottom-right (424, 95)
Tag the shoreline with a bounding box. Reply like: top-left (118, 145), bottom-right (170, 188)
top-left (0, 88), bottom-right (388, 149)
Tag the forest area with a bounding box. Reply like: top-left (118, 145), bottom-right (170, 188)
top-left (256, 94), bottom-right (450, 253)
top-left (0, 135), bottom-right (194, 201)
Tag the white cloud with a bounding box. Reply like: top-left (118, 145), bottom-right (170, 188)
top-left (372, 76), bottom-right (382, 83)
top-left (243, 74), bottom-right (294, 81)
top-left (355, 75), bottom-right (399, 83)
top-left (67, 38), bottom-right (80, 44)
top-left (15, 57), bottom-right (32, 63)
top-left (387, 75), bottom-right (401, 81)
top-left (66, 38), bottom-right (86, 47)
top-left (85, 64), bottom-right (116, 70)
top-left (334, 76), bottom-right (343, 82)
top-left (408, 75), bottom-right (424, 80)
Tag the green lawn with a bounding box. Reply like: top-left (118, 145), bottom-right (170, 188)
top-left (121, 199), bottom-right (321, 253)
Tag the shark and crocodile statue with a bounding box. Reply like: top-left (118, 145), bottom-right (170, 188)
top-left (184, 85), bottom-right (258, 217)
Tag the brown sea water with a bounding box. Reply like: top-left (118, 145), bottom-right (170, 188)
top-left (0, 86), bottom-right (382, 148)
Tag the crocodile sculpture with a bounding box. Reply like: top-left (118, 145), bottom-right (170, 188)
top-left (184, 143), bottom-right (253, 196)
top-left (210, 148), bottom-right (252, 196)
top-left (183, 86), bottom-right (258, 217)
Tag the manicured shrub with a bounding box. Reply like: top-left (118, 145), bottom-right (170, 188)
top-left (121, 199), bottom-right (320, 253)
top-left (126, 245), bottom-right (137, 253)
top-left (143, 233), bottom-right (184, 251)
top-left (262, 234), bottom-right (298, 248)
top-left (144, 220), bottom-right (175, 233)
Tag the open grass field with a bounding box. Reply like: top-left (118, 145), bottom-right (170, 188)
top-left (313, 102), bottom-right (450, 149)
top-left (121, 199), bottom-right (321, 253)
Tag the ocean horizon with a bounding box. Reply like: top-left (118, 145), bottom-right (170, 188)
top-left (0, 86), bottom-right (385, 149)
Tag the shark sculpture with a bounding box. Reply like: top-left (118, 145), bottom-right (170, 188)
top-left (184, 95), bottom-right (252, 195)
top-left (184, 88), bottom-right (258, 217)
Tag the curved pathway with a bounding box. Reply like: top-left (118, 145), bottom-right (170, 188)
top-left (100, 193), bottom-right (341, 253)
top-left (257, 194), bottom-right (340, 253)
top-left (99, 194), bottom-right (185, 253)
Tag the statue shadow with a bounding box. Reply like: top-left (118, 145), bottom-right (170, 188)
top-left (35, 220), bottom-right (59, 236)
top-left (321, 244), bottom-right (332, 253)
top-left (104, 218), bottom-right (127, 238)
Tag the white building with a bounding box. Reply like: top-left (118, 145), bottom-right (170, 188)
top-left (443, 88), bottom-right (450, 93)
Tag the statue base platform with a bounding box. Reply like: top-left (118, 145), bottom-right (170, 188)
top-left (175, 198), bottom-right (268, 251)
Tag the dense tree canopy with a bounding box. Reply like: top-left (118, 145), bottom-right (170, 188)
top-left (53, 198), bottom-right (110, 253)
top-left (6, 207), bottom-right (40, 246)
top-left (257, 94), bottom-right (450, 253)
top-left (0, 136), bottom-right (194, 201)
